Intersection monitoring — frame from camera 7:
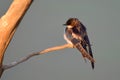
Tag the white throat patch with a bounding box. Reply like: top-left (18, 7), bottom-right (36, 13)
top-left (67, 25), bottom-right (73, 28)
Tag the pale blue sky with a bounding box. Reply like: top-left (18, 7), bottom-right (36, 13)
top-left (0, 0), bottom-right (120, 80)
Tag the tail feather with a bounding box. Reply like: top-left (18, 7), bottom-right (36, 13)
top-left (74, 43), bottom-right (95, 63)
top-left (91, 62), bottom-right (94, 69)
top-left (89, 48), bottom-right (94, 69)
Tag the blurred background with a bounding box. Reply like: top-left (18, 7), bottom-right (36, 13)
top-left (0, 0), bottom-right (120, 80)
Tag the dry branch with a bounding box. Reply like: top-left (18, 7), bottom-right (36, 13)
top-left (3, 43), bottom-right (95, 70)
top-left (0, 0), bottom-right (33, 78)
top-left (3, 44), bottom-right (73, 70)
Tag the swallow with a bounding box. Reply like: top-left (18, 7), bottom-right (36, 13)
top-left (63, 18), bottom-right (94, 69)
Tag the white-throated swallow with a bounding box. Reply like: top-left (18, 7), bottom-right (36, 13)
top-left (63, 18), bottom-right (94, 69)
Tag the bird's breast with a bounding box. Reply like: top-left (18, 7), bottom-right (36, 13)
top-left (64, 34), bottom-right (73, 45)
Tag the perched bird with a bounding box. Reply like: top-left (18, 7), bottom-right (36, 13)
top-left (63, 18), bottom-right (94, 69)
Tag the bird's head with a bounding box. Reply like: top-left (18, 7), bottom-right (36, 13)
top-left (63, 18), bottom-right (80, 28)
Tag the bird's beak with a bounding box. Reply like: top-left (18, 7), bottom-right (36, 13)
top-left (63, 24), bottom-right (67, 26)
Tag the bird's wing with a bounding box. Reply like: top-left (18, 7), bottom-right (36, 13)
top-left (83, 33), bottom-right (94, 69)
top-left (80, 23), bottom-right (94, 69)
top-left (65, 28), bottom-right (95, 65)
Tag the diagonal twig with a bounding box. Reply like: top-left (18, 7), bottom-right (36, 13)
top-left (2, 43), bottom-right (95, 71)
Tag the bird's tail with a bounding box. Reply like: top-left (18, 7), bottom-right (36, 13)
top-left (89, 52), bottom-right (94, 69)
top-left (75, 43), bottom-right (95, 62)
top-left (71, 38), bottom-right (95, 69)
top-left (91, 62), bottom-right (94, 69)
top-left (74, 43), bottom-right (95, 69)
